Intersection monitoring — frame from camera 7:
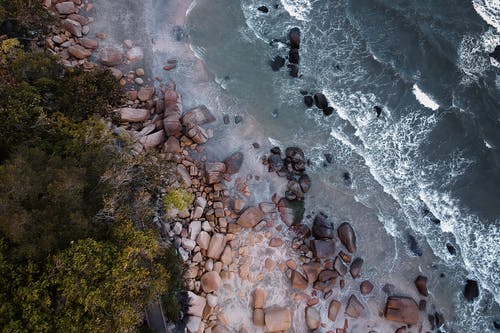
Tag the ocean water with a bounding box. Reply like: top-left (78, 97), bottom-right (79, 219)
top-left (184, 0), bottom-right (500, 331)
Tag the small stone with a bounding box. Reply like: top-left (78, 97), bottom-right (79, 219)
top-left (269, 238), bottom-right (283, 247)
top-left (345, 295), bottom-right (364, 318)
top-left (200, 271), bottom-right (222, 293)
top-left (135, 77), bottom-right (144, 85)
top-left (414, 275), bottom-right (428, 297)
top-left (360, 280), bottom-right (374, 295)
top-left (123, 39), bottom-right (133, 49)
top-left (328, 300), bottom-right (341, 321)
top-left (305, 306), bottom-right (321, 330)
top-left (135, 68), bottom-right (145, 76)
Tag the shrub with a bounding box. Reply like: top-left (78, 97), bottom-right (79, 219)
top-left (163, 189), bottom-right (194, 211)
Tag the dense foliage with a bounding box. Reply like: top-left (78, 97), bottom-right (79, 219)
top-left (0, 5), bottom-right (185, 332)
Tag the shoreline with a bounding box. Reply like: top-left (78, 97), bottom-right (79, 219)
top-left (44, 0), bottom-right (441, 332)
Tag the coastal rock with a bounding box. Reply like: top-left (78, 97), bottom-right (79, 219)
top-left (99, 48), bottom-right (122, 66)
top-left (55, 1), bottom-right (76, 15)
top-left (187, 291), bottom-right (206, 317)
top-left (187, 124), bottom-right (209, 144)
top-left (62, 19), bottom-right (82, 37)
top-left (288, 64), bottom-right (299, 77)
top-left (163, 136), bottom-right (181, 153)
top-left (189, 221), bottom-right (201, 240)
top-left (212, 325), bottom-right (231, 333)
top-left (182, 105), bottom-right (216, 127)
top-left (176, 164), bottom-right (191, 187)
top-left (291, 270), bottom-right (308, 289)
top-left (384, 296), bottom-right (419, 325)
top-left (268, 154), bottom-right (284, 171)
top-left (253, 288), bottom-right (266, 309)
top-left (207, 233), bottom-right (226, 259)
top-left (67, 14), bottom-right (89, 26)
top-left (350, 257), bottom-right (363, 279)
top-left (68, 45), bottom-right (91, 59)
top-left (289, 48), bottom-right (299, 64)
top-left (237, 207), bottom-right (264, 228)
top-left (305, 307), bottom-right (321, 330)
top-left (270, 55), bottom-right (285, 71)
top-left (334, 256), bottom-right (348, 276)
top-left (312, 212), bottom-right (333, 239)
top-left (299, 174), bottom-right (311, 193)
top-left (277, 198), bottom-right (304, 226)
top-left (257, 5), bottom-right (269, 13)
top-left (138, 87), bottom-right (155, 102)
top-left (118, 108), bottom-right (150, 122)
top-left (415, 275), bottom-right (428, 296)
top-left (186, 316), bottom-right (201, 333)
top-left (338, 222), bottom-right (356, 253)
top-left (323, 106), bottom-right (334, 116)
top-left (224, 151), bottom-right (243, 174)
top-left (463, 279), bottom-right (479, 301)
top-left (200, 271), bottom-right (222, 293)
top-left (360, 280), bottom-right (374, 294)
top-left (125, 47), bottom-right (144, 62)
top-left (489, 45), bottom-right (500, 62)
top-left (289, 27), bottom-right (301, 49)
top-left (345, 295), bottom-right (364, 318)
top-left (253, 309), bottom-right (265, 326)
top-left (205, 162), bottom-right (226, 184)
top-left (269, 238), bottom-right (283, 247)
top-left (313, 279), bottom-right (336, 293)
top-left (304, 95), bottom-right (314, 107)
top-left (405, 233), bottom-right (422, 256)
top-left (139, 131), bottom-right (165, 148)
top-left (314, 93), bottom-right (328, 109)
top-left (163, 114), bottom-right (182, 137)
top-left (196, 231), bottom-right (210, 250)
top-left (220, 245), bottom-right (232, 265)
top-left (312, 239), bottom-right (335, 258)
top-left (318, 269), bottom-right (339, 282)
top-left (328, 300), bottom-right (341, 321)
top-left (80, 37), bottom-right (98, 50)
top-left (265, 307), bottom-right (292, 331)
top-left (303, 262), bottom-right (322, 284)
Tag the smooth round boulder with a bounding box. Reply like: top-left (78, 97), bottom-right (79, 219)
top-left (304, 95), bottom-right (314, 107)
top-left (414, 275), bottom-right (428, 296)
top-left (314, 93), bottom-right (328, 109)
top-left (305, 306), bottom-right (321, 330)
top-left (463, 279), bottom-right (479, 302)
top-left (338, 222), bottom-right (356, 253)
top-left (289, 27), bottom-right (301, 49)
top-left (200, 271), bottom-right (222, 293)
top-left (264, 307), bottom-right (292, 332)
top-left (360, 280), bottom-right (374, 295)
top-left (350, 257), bottom-right (363, 279)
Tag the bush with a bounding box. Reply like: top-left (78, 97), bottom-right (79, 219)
top-left (163, 189), bottom-right (194, 211)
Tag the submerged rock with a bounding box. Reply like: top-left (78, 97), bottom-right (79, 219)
top-left (270, 55), bottom-right (285, 71)
top-left (405, 233), bottom-right (423, 256)
top-left (265, 307), bottom-right (292, 332)
top-left (305, 306), bottom-right (321, 330)
top-left (350, 257), bottom-right (363, 279)
top-left (312, 212), bottom-right (334, 239)
top-left (289, 27), bottom-right (301, 49)
top-left (257, 5), bottom-right (269, 13)
top-left (328, 300), bottom-right (341, 321)
top-left (237, 207), bottom-right (264, 228)
top-left (463, 279), bottom-right (479, 302)
top-left (489, 45), bottom-right (500, 62)
top-left (224, 151), bottom-right (243, 174)
top-left (314, 93), bottom-right (328, 109)
top-left (278, 198), bottom-right (304, 226)
top-left (304, 95), bottom-right (314, 107)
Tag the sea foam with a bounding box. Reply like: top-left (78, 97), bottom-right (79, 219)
top-left (412, 84), bottom-right (440, 110)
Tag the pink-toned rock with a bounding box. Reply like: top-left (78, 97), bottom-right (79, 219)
top-left (200, 271), bottom-right (222, 293)
top-left (264, 307), bottom-right (292, 332)
top-left (138, 86), bottom-right (155, 102)
top-left (350, 257), bottom-right (363, 279)
top-left (338, 222), bottom-right (356, 253)
top-left (196, 231), bottom-right (210, 250)
top-left (305, 306), bottom-right (321, 330)
top-left (139, 130), bottom-right (165, 148)
top-left (109, 67), bottom-right (123, 80)
top-left (62, 18), bottom-right (82, 37)
top-left (117, 108), bottom-right (150, 122)
top-left (125, 47), bottom-right (144, 62)
top-left (182, 105), bottom-right (216, 127)
top-left (68, 45), bottom-right (91, 59)
top-left (269, 237), bottom-right (283, 247)
top-left (55, 1), bottom-right (76, 14)
top-left (99, 48), bottom-right (122, 66)
top-left (237, 207), bottom-right (264, 228)
top-left (163, 114), bottom-right (182, 137)
top-left (163, 136), bottom-right (181, 153)
top-left (360, 280), bottom-right (374, 295)
top-left (328, 300), bottom-right (341, 321)
top-left (207, 233), bottom-right (226, 259)
top-left (384, 296), bottom-right (419, 325)
top-left (67, 14), bottom-right (89, 25)
top-left (345, 295), bottom-right (364, 318)
top-left (79, 37), bottom-right (98, 50)
top-left (205, 162), bottom-right (226, 185)
top-left (303, 262), bottom-right (322, 284)
top-left (253, 309), bottom-right (265, 326)
top-left (187, 124), bottom-right (209, 144)
top-left (220, 245), bottom-right (232, 265)
top-left (291, 270), bottom-right (308, 290)
top-left (253, 288), bottom-right (266, 309)
top-left (186, 291), bottom-right (206, 317)
top-left (211, 325), bottom-right (231, 333)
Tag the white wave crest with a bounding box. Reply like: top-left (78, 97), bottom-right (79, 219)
top-left (412, 84), bottom-right (440, 110)
top-left (280, 0), bottom-right (312, 21)
top-left (472, 0), bottom-right (500, 32)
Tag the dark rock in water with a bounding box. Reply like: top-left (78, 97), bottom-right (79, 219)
top-left (423, 208), bottom-right (441, 224)
top-left (299, 90), bottom-right (308, 95)
top-left (285, 190), bottom-right (297, 201)
top-left (277, 198), bottom-right (305, 226)
top-left (323, 106), bottom-right (334, 116)
top-left (257, 5), bottom-right (269, 13)
top-left (405, 233), bottom-right (423, 256)
top-left (313, 93), bottom-right (328, 109)
top-left (334, 256), bottom-right (348, 276)
top-left (312, 239), bottom-right (335, 258)
top-left (384, 296), bottom-right (419, 325)
top-left (345, 295), bottom-right (364, 318)
top-left (493, 321), bottom-right (500, 329)
top-left (234, 115), bottom-right (243, 124)
top-left (463, 279), bottom-right (479, 302)
top-left (350, 257), bottom-right (363, 279)
top-left (489, 45), bottom-right (500, 62)
top-left (446, 243), bottom-right (456, 255)
top-left (360, 280), bottom-right (374, 294)
top-left (418, 299), bottom-right (427, 311)
top-left (287, 180), bottom-right (304, 199)
top-left (268, 154), bottom-right (284, 171)
top-left (286, 147), bottom-right (305, 163)
top-left (435, 312), bottom-right (445, 328)
top-left (271, 109), bottom-right (279, 118)
top-left (374, 105), bottom-right (382, 117)
top-left (304, 95), bottom-right (314, 107)
top-left (324, 153), bottom-right (333, 163)
top-left (288, 64), bottom-right (299, 77)
top-left (252, 142), bottom-right (260, 148)
top-left (270, 55), bottom-right (285, 71)
top-left (343, 171), bottom-right (351, 183)
top-left (271, 146), bottom-right (281, 155)
top-left (173, 25), bottom-right (185, 41)
top-left (223, 114), bottom-right (230, 124)
top-left (289, 48), bottom-right (299, 64)
top-left (224, 152), bottom-right (243, 174)
top-left (414, 275), bottom-right (428, 296)
top-left (289, 27), bottom-right (301, 49)
top-left (299, 174), bottom-right (311, 193)
top-left (312, 212), bottom-right (334, 239)
top-left (338, 222), bottom-right (356, 253)
top-left (293, 224), bottom-right (311, 239)
top-left (383, 283), bottom-right (396, 295)
top-left (428, 314), bottom-right (436, 330)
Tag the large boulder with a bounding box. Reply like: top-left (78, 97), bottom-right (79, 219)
top-left (237, 207), bottom-right (264, 228)
top-left (311, 239), bottom-right (335, 258)
top-left (314, 93), bottom-right (328, 109)
top-left (163, 114), bottom-right (182, 137)
top-left (139, 131), bottom-right (165, 148)
top-left (384, 296), bottom-right (419, 324)
top-left (182, 105), bottom-right (216, 127)
top-left (207, 233), bottom-right (226, 259)
top-left (305, 307), bottom-right (321, 330)
top-left (55, 1), bottom-right (76, 14)
top-left (345, 295), bottom-right (364, 318)
top-left (302, 262), bottom-right (322, 284)
top-left (224, 151), bottom-right (243, 174)
top-left (80, 37), bottom-right (99, 50)
top-left (349, 257), bottom-right (363, 279)
top-left (200, 271), bottom-right (222, 293)
top-left (277, 198), bottom-right (304, 226)
top-left (291, 270), bottom-right (308, 290)
top-left (99, 48), bottom-right (122, 66)
top-left (338, 222), bottom-right (356, 253)
top-left (62, 19), bottom-right (82, 37)
top-left (328, 300), bottom-right (341, 321)
top-left (463, 279), bottom-right (479, 302)
top-left (187, 124), bottom-right (209, 144)
top-left (264, 307), bottom-right (292, 332)
top-left (186, 291), bottom-right (206, 317)
top-left (68, 45), bottom-right (91, 59)
top-left (312, 212), bottom-right (334, 239)
top-left (289, 27), bottom-right (301, 49)
top-left (414, 275), bottom-right (428, 296)
top-left (205, 162), bottom-right (226, 184)
top-left (117, 108), bottom-right (150, 122)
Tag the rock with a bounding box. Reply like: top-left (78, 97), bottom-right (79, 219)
top-left (338, 222), bottom-right (356, 253)
top-left (138, 87), bottom-right (155, 102)
top-left (463, 279), bottom-right (479, 302)
top-left (55, 1), bottom-right (76, 14)
top-left (223, 114), bottom-right (230, 124)
top-left (289, 27), bottom-right (301, 49)
top-left (234, 115), bottom-right (243, 124)
top-left (288, 64), bottom-right (299, 77)
top-left (220, 245), bottom-right (232, 265)
top-left (446, 243), bottom-right (456, 255)
top-left (176, 164), bottom-right (191, 187)
top-left (99, 48), bottom-right (122, 66)
top-left (163, 136), bottom-right (181, 153)
top-left (270, 55), bottom-right (285, 71)
top-left (186, 316), bottom-right (201, 333)
top-left (299, 174), bottom-right (311, 193)
top-left (323, 106), bottom-right (334, 116)
top-left (182, 105), bottom-right (216, 127)
top-left (67, 14), bottom-right (89, 25)
top-left (304, 95), bottom-right (314, 108)
top-left (414, 275), bottom-right (428, 296)
top-left (181, 238), bottom-right (196, 251)
top-left (259, 202), bottom-right (275, 213)
top-left (237, 207), bottom-right (264, 228)
top-left (257, 5), bottom-right (269, 13)
top-left (253, 288), bottom-right (266, 309)
top-left (374, 105), bottom-right (382, 117)
top-left (311, 239), bottom-right (335, 258)
top-left (135, 68), bottom-right (145, 76)
top-left (405, 233), bottom-right (422, 256)
top-left (189, 221), bottom-right (202, 240)
top-left (269, 238), bottom-right (283, 247)
top-left (187, 291), bottom-right (206, 317)
top-left (163, 114), bottom-right (182, 137)
top-left (233, 199), bottom-right (245, 213)
top-left (207, 294), bottom-right (218, 308)
top-left (303, 262), bottom-right (322, 284)
top-left (68, 45), bottom-right (91, 59)
top-left (318, 270), bottom-right (339, 282)
top-left (291, 270), bottom-right (308, 290)
top-left (328, 300), bottom-right (341, 321)
top-left (224, 151), bottom-right (243, 174)
top-left (350, 257), bottom-right (363, 279)
top-left (62, 19), bottom-right (82, 37)
top-left (78, 38), bottom-right (98, 50)
top-left (268, 154), bottom-right (284, 171)
top-left (289, 48), bottom-right (299, 64)
top-left (125, 47), bottom-right (144, 62)
top-left (312, 212), bottom-right (333, 239)
top-left (489, 45), bottom-right (500, 62)
top-left (187, 124), bottom-right (209, 144)
top-left (196, 231), bottom-right (210, 250)
top-left (384, 296), bottom-right (419, 325)
top-left (139, 131), bottom-right (165, 148)
top-left (264, 307), bottom-right (292, 332)
top-left (314, 93), bottom-right (328, 109)
top-left (212, 325), bottom-right (231, 333)
top-left (200, 271), bottom-right (222, 293)
top-left (253, 308), bottom-right (265, 326)
top-left (205, 162), bottom-right (226, 185)
top-left (345, 295), bottom-right (364, 318)
top-left (123, 39), bottom-right (133, 49)
top-left (277, 198), bottom-right (304, 226)
top-left (334, 256), bottom-right (348, 276)
top-left (360, 280), bottom-right (374, 294)
top-left (207, 233), bottom-right (226, 259)
top-left (305, 306), bottom-right (321, 330)
top-left (118, 108), bottom-right (150, 122)
top-left (109, 67), bottom-right (123, 80)
top-left (134, 78), bottom-right (144, 85)
top-left (418, 299), bottom-right (427, 311)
